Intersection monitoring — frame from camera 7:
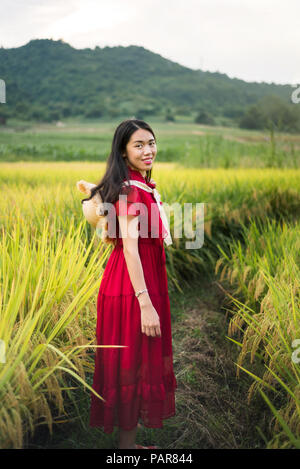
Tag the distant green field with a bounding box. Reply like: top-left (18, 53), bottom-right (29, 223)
top-left (0, 119), bottom-right (299, 167)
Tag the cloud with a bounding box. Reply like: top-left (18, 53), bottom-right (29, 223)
top-left (0, 0), bottom-right (299, 84)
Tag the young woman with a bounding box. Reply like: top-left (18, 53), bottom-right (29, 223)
top-left (88, 119), bottom-right (177, 449)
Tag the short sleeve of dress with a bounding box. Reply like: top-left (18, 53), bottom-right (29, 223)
top-left (114, 185), bottom-right (147, 217)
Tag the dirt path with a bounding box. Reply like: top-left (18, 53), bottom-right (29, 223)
top-left (160, 278), bottom-right (270, 449)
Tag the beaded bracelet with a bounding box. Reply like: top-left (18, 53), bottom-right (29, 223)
top-left (135, 288), bottom-right (148, 299)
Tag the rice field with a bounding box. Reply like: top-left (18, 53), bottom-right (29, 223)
top-left (0, 121), bottom-right (299, 448)
top-left (216, 218), bottom-right (300, 448)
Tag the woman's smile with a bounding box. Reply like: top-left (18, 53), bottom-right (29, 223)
top-left (142, 158), bottom-right (153, 165)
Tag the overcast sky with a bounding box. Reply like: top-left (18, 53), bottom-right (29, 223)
top-left (1, 0), bottom-right (299, 85)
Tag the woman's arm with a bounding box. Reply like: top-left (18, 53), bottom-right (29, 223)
top-left (118, 214), bottom-right (161, 338)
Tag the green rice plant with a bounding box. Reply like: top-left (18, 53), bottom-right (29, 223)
top-left (0, 214), bottom-right (121, 448)
top-left (216, 219), bottom-right (300, 448)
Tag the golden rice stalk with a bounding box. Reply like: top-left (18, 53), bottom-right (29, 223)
top-left (254, 272), bottom-right (266, 300)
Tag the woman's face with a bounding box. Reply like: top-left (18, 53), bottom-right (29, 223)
top-left (122, 128), bottom-right (157, 177)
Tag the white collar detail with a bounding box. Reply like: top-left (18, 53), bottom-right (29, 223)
top-left (122, 180), bottom-right (173, 246)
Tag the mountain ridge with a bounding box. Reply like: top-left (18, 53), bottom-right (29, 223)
top-left (0, 38), bottom-right (294, 122)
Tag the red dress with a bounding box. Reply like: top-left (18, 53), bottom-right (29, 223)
top-left (89, 167), bottom-right (177, 433)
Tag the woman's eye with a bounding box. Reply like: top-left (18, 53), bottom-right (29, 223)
top-left (135, 142), bottom-right (155, 148)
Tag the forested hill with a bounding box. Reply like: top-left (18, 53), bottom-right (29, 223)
top-left (0, 38), bottom-right (294, 123)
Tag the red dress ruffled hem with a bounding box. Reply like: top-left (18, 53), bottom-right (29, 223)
top-left (90, 371), bottom-right (177, 433)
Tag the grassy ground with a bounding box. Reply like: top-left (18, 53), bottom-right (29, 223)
top-left (23, 275), bottom-right (271, 449)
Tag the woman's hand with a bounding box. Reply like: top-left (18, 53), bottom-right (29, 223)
top-left (140, 302), bottom-right (161, 338)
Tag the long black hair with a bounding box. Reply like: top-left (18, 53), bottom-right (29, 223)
top-left (81, 119), bottom-right (156, 213)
